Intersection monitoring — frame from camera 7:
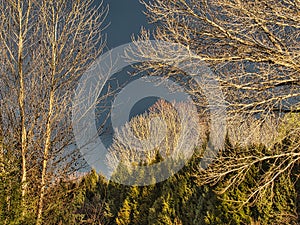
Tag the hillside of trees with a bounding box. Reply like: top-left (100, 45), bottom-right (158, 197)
top-left (58, 135), bottom-right (299, 225)
top-left (2, 100), bottom-right (299, 224)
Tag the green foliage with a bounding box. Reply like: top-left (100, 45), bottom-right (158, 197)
top-left (95, 143), bottom-right (298, 224)
top-left (277, 112), bottom-right (300, 143)
top-left (0, 169), bottom-right (23, 224)
top-left (1, 133), bottom-right (298, 225)
top-left (0, 143), bottom-right (25, 225)
top-left (42, 179), bottom-right (85, 225)
top-left (116, 199), bottom-right (131, 225)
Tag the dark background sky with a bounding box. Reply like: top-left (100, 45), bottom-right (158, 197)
top-left (98, 0), bottom-right (152, 49)
top-left (74, 1), bottom-right (155, 171)
top-left (91, 0), bottom-right (156, 147)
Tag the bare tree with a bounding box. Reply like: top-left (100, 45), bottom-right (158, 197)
top-left (107, 99), bottom-right (205, 184)
top-left (0, 0), bottom-right (107, 223)
top-left (139, 0), bottom-right (300, 113)
top-left (129, 0), bottom-right (300, 218)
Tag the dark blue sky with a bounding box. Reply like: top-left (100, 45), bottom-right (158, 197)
top-left (98, 0), bottom-right (152, 49)
top-left (90, 1), bottom-right (156, 147)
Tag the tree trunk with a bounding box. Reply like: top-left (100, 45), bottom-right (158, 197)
top-left (17, 1), bottom-right (28, 216)
top-left (36, 8), bottom-right (57, 222)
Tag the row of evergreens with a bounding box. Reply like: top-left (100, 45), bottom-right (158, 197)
top-left (40, 140), bottom-right (299, 224)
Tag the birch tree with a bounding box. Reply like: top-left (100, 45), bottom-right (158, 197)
top-left (0, 0), bottom-right (107, 223)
